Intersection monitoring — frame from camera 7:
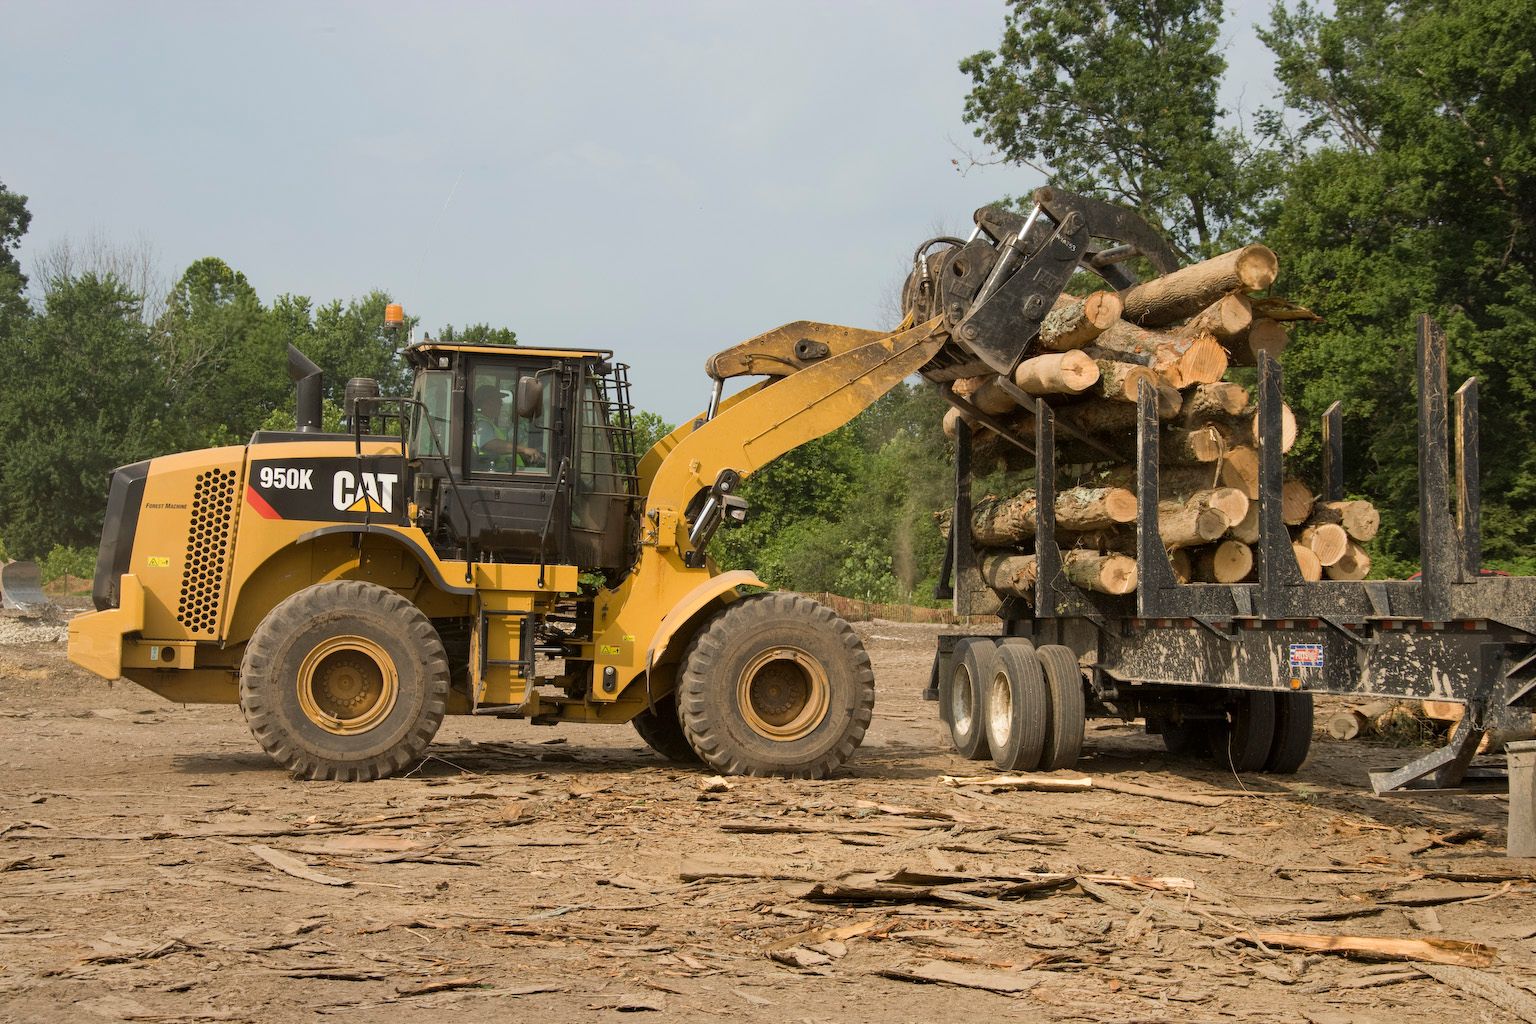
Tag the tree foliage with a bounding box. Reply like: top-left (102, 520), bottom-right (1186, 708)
top-left (960, 0), bottom-right (1278, 255)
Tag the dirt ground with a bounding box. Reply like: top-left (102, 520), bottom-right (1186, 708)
top-left (2, 616), bottom-right (1534, 1024)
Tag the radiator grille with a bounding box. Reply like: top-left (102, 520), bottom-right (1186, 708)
top-left (176, 469), bottom-right (237, 635)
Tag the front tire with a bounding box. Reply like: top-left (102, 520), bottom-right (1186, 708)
top-left (676, 593), bottom-right (875, 779)
top-left (240, 581), bottom-right (449, 782)
top-left (632, 692), bottom-right (702, 763)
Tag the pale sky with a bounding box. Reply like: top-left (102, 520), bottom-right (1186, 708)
top-left (2, 0), bottom-right (1279, 425)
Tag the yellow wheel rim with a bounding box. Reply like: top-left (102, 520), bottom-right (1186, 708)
top-left (737, 646), bottom-right (830, 742)
top-left (296, 635), bottom-right (398, 736)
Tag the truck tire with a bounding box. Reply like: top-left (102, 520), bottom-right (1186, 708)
top-left (676, 593), bottom-right (875, 779)
top-left (1211, 691), bottom-right (1276, 773)
top-left (1265, 691), bottom-right (1314, 773)
top-left (986, 640), bottom-right (1049, 771)
top-left (1036, 645), bottom-right (1086, 770)
top-left (942, 638), bottom-right (997, 761)
top-left (1154, 716), bottom-right (1215, 757)
top-left (239, 580), bottom-right (449, 782)
top-left (632, 692), bottom-right (701, 763)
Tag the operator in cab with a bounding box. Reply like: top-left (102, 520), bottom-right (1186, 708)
top-left (473, 384), bottom-right (545, 472)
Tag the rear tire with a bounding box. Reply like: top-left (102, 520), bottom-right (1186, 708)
top-left (676, 593), bottom-right (874, 779)
top-left (239, 580), bottom-right (449, 781)
top-left (632, 692), bottom-right (701, 763)
top-left (1211, 691), bottom-right (1276, 772)
top-left (1265, 691), bottom-right (1314, 773)
top-left (1036, 645), bottom-right (1086, 770)
top-left (986, 640), bottom-right (1049, 771)
top-left (942, 639), bottom-right (997, 761)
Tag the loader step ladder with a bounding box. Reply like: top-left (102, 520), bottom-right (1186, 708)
top-left (473, 607), bottom-right (538, 716)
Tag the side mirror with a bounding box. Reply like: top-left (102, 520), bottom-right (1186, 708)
top-left (516, 377), bottom-right (543, 419)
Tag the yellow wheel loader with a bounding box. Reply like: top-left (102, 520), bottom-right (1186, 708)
top-left (67, 188), bottom-right (1177, 781)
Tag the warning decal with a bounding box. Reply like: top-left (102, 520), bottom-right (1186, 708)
top-left (1289, 643), bottom-right (1324, 669)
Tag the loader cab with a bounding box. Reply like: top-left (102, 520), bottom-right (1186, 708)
top-left (405, 341), bottom-right (640, 576)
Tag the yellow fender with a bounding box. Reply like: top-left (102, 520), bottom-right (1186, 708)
top-left (643, 569), bottom-right (764, 674)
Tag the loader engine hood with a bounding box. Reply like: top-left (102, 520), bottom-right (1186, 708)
top-left (92, 460), bottom-right (150, 611)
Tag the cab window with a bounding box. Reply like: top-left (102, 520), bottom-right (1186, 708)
top-left (468, 367), bottom-right (553, 476)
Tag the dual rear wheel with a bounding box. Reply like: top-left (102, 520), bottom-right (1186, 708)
top-left (1153, 690), bottom-right (1314, 773)
top-left (941, 638), bottom-right (1087, 772)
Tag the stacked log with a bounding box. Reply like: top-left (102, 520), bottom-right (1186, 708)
top-left (941, 241), bottom-right (1388, 598)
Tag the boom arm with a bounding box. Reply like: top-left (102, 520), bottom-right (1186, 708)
top-left (641, 316), bottom-right (947, 563)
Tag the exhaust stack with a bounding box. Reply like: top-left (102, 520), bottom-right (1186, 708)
top-left (287, 345), bottom-right (323, 433)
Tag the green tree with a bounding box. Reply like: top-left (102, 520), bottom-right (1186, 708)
top-left (0, 180), bottom-right (30, 351)
top-left (1260, 0), bottom-right (1536, 572)
top-left (0, 274), bottom-right (160, 556)
top-left (630, 410), bottom-right (674, 457)
top-left (960, 0), bottom-right (1277, 255)
top-left (438, 323), bottom-right (517, 346)
top-left (153, 258), bottom-right (285, 448)
top-left (273, 290), bottom-right (414, 402)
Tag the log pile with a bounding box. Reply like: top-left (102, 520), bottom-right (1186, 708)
top-left (942, 243), bottom-right (1381, 597)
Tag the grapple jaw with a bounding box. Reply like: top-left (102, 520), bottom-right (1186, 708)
top-left (904, 187), bottom-right (1180, 382)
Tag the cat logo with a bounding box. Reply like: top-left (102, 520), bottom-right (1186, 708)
top-left (332, 470), bottom-right (398, 514)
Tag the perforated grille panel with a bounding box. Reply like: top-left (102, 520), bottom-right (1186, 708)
top-left (176, 469), bottom-right (237, 635)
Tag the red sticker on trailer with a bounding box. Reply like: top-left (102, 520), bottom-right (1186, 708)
top-left (1289, 643), bottom-right (1324, 669)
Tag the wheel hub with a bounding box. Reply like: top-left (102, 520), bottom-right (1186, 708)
top-left (737, 646), bottom-right (830, 741)
top-left (297, 636), bottom-right (399, 736)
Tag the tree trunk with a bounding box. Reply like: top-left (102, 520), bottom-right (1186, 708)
top-left (1297, 523), bottom-right (1348, 566)
top-left (1175, 292), bottom-right (1254, 344)
top-left (981, 551), bottom-right (1137, 596)
top-left (1313, 500), bottom-right (1381, 542)
top-left (1169, 547), bottom-right (1194, 583)
top-left (1091, 321), bottom-right (1228, 388)
top-left (1013, 350), bottom-right (1100, 395)
top-left (1092, 360), bottom-right (1161, 404)
top-left (1196, 539), bottom-right (1254, 583)
top-left (952, 375), bottom-right (1015, 415)
top-left (1230, 503), bottom-right (1259, 544)
top-left (1325, 539), bottom-right (1373, 580)
top-left (1227, 318), bottom-right (1290, 366)
top-left (1292, 542), bottom-right (1324, 582)
top-left (1219, 446), bottom-right (1260, 498)
top-left (1179, 381), bottom-right (1251, 423)
top-left (1282, 479), bottom-right (1315, 525)
top-left (971, 486), bottom-right (1138, 544)
top-left (1163, 424), bottom-right (1225, 464)
top-left (1157, 500), bottom-right (1230, 547)
top-left (1038, 291), bottom-right (1123, 352)
top-left (1119, 244), bottom-right (1279, 327)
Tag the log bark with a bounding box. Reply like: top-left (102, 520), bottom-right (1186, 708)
top-left (1196, 540), bottom-right (1254, 583)
top-left (1098, 463), bottom-right (1223, 496)
top-left (1174, 292), bottom-right (1254, 343)
top-left (1092, 360), bottom-right (1161, 404)
top-left (1091, 321), bottom-right (1228, 388)
top-left (981, 551), bottom-right (1136, 596)
top-left (942, 406), bottom-right (974, 439)
top-left (1298, 523), bottom-right (1349, 566)
top-left (1038, 291), bottom-right (1123, 352)
top-left (1282, 479), bottom-right (1316, 526)
top-left (1292, 542), bottom-right (1324, 582)
top-left (971, 486), bottom-right (1138, 544)
top-left (1228, 318), bottom-right (1290, 366)
top-left (1163, 425), bottom-right (1226, 464)
top-left (952, 375), bottom-right (1016, 415)
top-left (1179, 382), bottom-right (1250, 423)
top-left (1013, 350), bottom-right (1100, 395)
top-left (1119, 245), bottom-right (1279, 327)
top-left (1326, 539), bottom-right (1373, 581)
top-left (1313, 500), bottom-right (1381, 542)
top-left (1157, 500), bottom-right (1230, 548)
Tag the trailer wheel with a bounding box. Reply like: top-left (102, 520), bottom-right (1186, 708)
top-left (1153, 716), bottom-right (1214, 757)
top-left (1211, 691), bottom-right (1276, 772)
top-left (240, 581), bottom-right (449, 782)
top-left (1265, 691), bottom-right (1314, 773)
top-left (632, 692), bottom-right (701, 763)
top-left (985, 640), bottom-right (1049, 771)
top-left (1036, 645), bottom-right (1086, 770)
top-left (676, 593), bottom-right (874, 779)
top-left (942, 639), bottom-right (997, 760)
